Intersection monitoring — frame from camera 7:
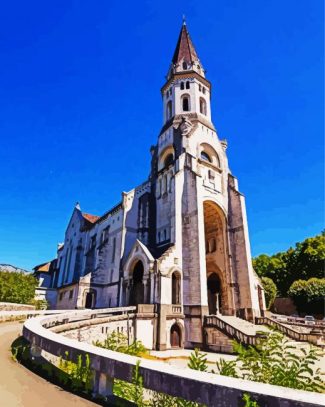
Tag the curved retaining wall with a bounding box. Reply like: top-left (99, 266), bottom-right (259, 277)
top-left (23, 308), bottom-right (324, 407)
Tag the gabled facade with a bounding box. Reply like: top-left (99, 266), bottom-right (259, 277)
top-left (37, 22), bottom-right (265, 350)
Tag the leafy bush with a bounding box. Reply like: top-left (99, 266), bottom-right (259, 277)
top-left (0, 270), bottom-right (38, 304)
top-left (93, 330), bottom-right (147, 356)
top-left (59, 351), bottom-right (93, 393)
top-left (288, 278), bottom-right (325, 314)
top-left (216, 331), bottom-right (325, 393)
top-left (261, 277), bottom-right (277, 309)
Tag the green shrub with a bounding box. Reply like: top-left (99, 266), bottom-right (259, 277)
top-left (261, 277), bottom-right (277, 309)
top-left (216, 331), bottom-right (325, 393)
top-left (93, 330), bottom-right (148, 356)
top-left (288, 278), bottom-right (325, 314)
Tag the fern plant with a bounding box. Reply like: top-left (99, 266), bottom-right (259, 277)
top-left (188, 348), bottom-right (208, 372)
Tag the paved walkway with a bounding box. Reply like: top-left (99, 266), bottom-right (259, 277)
top-left (0, 322), bottom-right (96, 407)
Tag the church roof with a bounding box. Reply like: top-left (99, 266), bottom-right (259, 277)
top-left (172, 22), bottom-right (199, 66)
top-left (82, 212), bottom-right (100, 223)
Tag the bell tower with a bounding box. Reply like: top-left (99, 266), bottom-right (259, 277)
top-left (149, 21), bottom-right (263, 350)
top-left (162, 21), bottom-right (212, 125)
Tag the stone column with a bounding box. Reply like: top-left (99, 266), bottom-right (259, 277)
top-left (92, 370), bottom-right (113, 398)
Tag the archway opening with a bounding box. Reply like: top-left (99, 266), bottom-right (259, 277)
top-left (129, 260), bottom-right (144, 305)
top-left (85, 291), bottom-right (95, 309)
top-left (171, 272), bottom-right (181, 304)
top-left (207, 273), bottom-right (221, 315)
top-left (203, 201), bottom-right (229, 315)
top-left (164, 154), bottom-right (174, 168)
top-left (170, 324), bottom-right (181, 348)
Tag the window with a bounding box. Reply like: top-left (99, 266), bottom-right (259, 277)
top-left (200, 151), bottom-right (211, 162)
top-left (202, 87), bottom-right (206, 94)
top-left (200, 97), bottom-right (207, 115)
top-left (59, 293), bottom-right (63, 301)
top-left (163, 229), bottom-right (167, 241)
top-left (166, 100), bottom-right (172, 120)
top-left (182, 96), bottom-right (189, 112)
top-left (69, 289), bottom-right (73, 300)
top-left (111, 237), bottom-right (116, 263)
top-left (164, 154), bottom-right (174, 168)
top-left (182, 61), bottom-right (187, 70)
top-left (199, 84), bottom-right (202, 91)
top-left (180, 82), bottom-right (184, 90)
top-left (208, 170), bottom-right (215, 180)
top-left (186, 81), bottom-right (190, 89)
top-left (158, 231), bottom-right (161, 242)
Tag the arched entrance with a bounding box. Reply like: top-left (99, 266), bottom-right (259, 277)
top-left (129, 260), bottom-right (144, 305)
top-left (170, 324), bottom-right (181, 348)
top-left (203, 200), bottom-right (230, 315)
top-left (85, 291), bottom-right (95, 309)
top-left (207, 273), bottom-right (221, 315)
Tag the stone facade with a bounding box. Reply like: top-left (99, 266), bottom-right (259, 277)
top-left (36, 22), bottom-right (265, 350)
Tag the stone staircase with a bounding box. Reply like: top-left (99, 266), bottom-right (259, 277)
top-left (205, 314), bottom-right (324, 353)
top-left (204, 314), bottom-right (269, 353)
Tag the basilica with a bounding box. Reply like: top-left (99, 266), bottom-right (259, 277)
top-left (34, 22), bottom-right (265, 351)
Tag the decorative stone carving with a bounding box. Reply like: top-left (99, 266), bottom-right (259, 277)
top-left (178, 116), bottom-right (194, 136)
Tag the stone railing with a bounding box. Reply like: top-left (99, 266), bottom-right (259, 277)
top-left (22, 308), bottom-right (324, 406)
top-left (204, 315), bottom-right (263, 346)
top-left (255, 316), bottom-right (325, 348)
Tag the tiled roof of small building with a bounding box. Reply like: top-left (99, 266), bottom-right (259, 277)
top-left (82, 212), bottom-right (100, 223)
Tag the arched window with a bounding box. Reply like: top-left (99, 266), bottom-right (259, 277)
top-left (199, 84), bottom-right (202, 91)
top-left (180, 82), bottom-right (184, 90)
top-left (186, 81), bottom-right (190, 89)
top-left (158, 231), bottom-right (161, 242)
top-left (172, 272), bottom-right (181, 304)
top-left (166, 100), bottom-right (172, 120)
top-left (182, 96), bottom-right (189, 112)
top-left (129, 261), bottom-right (144, 305)
top-left (163, 175), bottom-right (168, 193)
top-left (200, 97), bottom-right (207, 115)
top-left (163, 229), bottom-right (167, 241)
top-left (164, 154), bottom-right (174, 168)
top-left (182, 61), bottom-right (187, 70)
top-left (200, 151), bottom-right (211, 162)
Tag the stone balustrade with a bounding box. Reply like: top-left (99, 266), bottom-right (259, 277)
top-left (21, 308), bottom-right (324, 406)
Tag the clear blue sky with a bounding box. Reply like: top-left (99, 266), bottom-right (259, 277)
top-left (0, 1), bottom-right (323, 271)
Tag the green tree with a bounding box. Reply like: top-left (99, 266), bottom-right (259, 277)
top-left (261, 277), bottom-right (277, 309)
top-left (0, 270), bottom-right (38, 304)
top-left (288, 278), bottom-right (325, 314)
top-left (253, 232), bottom-right (325, 296)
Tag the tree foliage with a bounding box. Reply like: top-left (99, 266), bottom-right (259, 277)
top-left (288, 278), bottom-right (325, 314)
top-left (0, 270), bottom-right (38, 304)
top-left (253, 232), bottom-right (325, 296)
top-left (261, 277), bottom-right (277, 309)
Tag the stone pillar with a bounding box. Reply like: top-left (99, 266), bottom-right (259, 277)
top-left (92, 370), bottom-right (113, 398)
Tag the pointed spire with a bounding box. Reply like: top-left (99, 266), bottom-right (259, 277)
top-left (172, 21), bottom-right (199, 66)
top-left (75, 201), bottom-right (81, 211)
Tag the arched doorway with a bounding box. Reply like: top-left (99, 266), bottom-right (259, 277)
top-left (129, 260), bottom-right (144, 305)
top-left (203, 200), bottom-right (230, 315)
top-left (207, 273), bottom-right (221, 315)
top-left (171, 272), bottom-right (181, 304)
top-left (170, 324), bottom-right (181, 348)
top-left (85, 291), bottom-right (95, 309)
